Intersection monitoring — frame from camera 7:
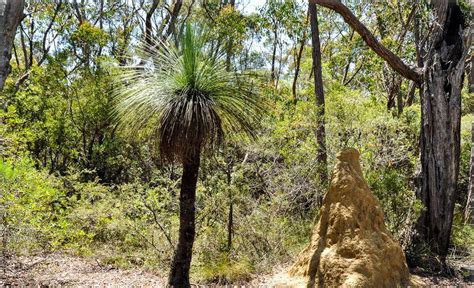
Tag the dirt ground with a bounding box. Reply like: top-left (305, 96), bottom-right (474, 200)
top-left (1, 254), bottom-right (165, 287)
top-left (1, 253), bottom-right (472, 287)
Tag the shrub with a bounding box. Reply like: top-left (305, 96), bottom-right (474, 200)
top-left (0, 158), bottom-right (92, 255)
top-left (196, 253), bottom-right (254, 284)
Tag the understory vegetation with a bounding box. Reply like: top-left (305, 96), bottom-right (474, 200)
top-left (0, 0), bottom-right (473, 284)
top-left (2, 85), bottom-right (472, 282)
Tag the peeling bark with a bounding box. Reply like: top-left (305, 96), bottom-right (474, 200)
top-left (416, 2), bottom-right (468, 260)
top-left (0, 0), bottom-right (24, 91)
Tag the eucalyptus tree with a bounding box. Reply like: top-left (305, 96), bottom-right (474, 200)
top-left (112, 24), bottom-right (264, 287)
top-left (260, 0), bottom-right (299, 87)
top-left (311, 0), bottom-right (469, 265)
top-left (0, 0), bottom-right (24, 91)
top-left (309, 2), bottom-right (328, 193)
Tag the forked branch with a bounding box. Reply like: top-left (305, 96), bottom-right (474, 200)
top-left (310, 0), bottom-right (422, 83)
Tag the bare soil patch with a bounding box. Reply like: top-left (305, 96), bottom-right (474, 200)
top-left (1, 254), bottom-right (472, 287)
top-left (1, 253), bottom-right (166, 287)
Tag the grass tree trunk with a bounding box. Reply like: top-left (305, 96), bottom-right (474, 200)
top-left (416, 2), bottom-right (468, 262)
top-left (0, 0), bottom-right (24, 91)
top-left (309, 3), bottom-right (328, 191)
top-left (169, 151), bottom-right (201, 287)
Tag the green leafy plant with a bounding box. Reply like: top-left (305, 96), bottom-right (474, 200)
top-left (112, 23), bottom-right (265, 287)
top-left (0, 158), bottom-right (92, 255)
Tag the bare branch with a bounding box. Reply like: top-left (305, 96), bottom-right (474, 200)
top-left (39, 1), bottom-right (63, 66)
top-left (310, 0), bottom-right (421, 83)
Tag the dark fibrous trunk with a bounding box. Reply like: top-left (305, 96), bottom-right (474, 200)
top-left (416, 2), bottom-right (468, 261)
top-left (169, 150), bottom-right (200, 287)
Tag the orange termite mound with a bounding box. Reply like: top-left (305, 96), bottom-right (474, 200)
top-left (289, 148), bottom-right (409, 288)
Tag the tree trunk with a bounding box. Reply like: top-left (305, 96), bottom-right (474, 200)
top-left (145, 0), bottom-right (160, 46)
top-left (226, 160), bottom-right (233, 250)
top-left (270, 25), bottom-right (278, 85)
top-left (164, 0), bottom-right (183, 41)
top-left (225, 38), bottom-right (233, 72)
top-left (464, 122), bottom-right (474, 224)
top-left (405, 81), bottom-right (417, 106)
top-left (169, 151), bottom-right (200, 287)
top-left (468, 53), bottom-right (473, 94)
top-left (416, 2), bottom-right (468, 262)
top-left (227, 191), bottom-right (233, 250)
top-left (396, 79), bottom-right (403, 115)
top-left (309, 3), bottom-right (328, 190)
top-left (310, 0), bottom-right (468, 261)
top-left (225, 0), bottom-right (235, 72)
top-left (292, 30), bottom-right (306, 105)
top-left (386, 74), bottom-right (400, 110)
top-left (0, 0), bottom-right (24, 91)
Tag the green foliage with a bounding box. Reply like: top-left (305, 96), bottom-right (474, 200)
top-left (451, 204), bottom-right (474, 255)
top-left (0, 158), bottom-right (92, 254)
top-left (2, 0), bottom-right (472, 284)
top-left (366, 169), bottom-right (423, 246)
top-left (112, 24), bottom-right (265, 161)
top-left (71, 21), bottom-right (109, 47)
top-left (212, 5), bottom-right (249, 53)
top-left (196, 254), bottom-right (253, 284)
top-left (457, 114), bottom-right (473, 211)
top-left (63, 179), bottom-right (178, 271)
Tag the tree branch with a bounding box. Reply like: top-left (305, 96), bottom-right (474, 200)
top-left (145, 0), bottom-right (160, 45)
top-left (164, 0), bottom-right (183, 39)
top-left (310, 0), bottom-right (421, 83)
top-left (39, 0), bottom-right (63, 66)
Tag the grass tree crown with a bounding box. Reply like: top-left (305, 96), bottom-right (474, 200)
top-left (112, 24), bottom-right (265, 162)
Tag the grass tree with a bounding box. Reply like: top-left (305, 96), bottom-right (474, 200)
top-left (112, 24), bottom-right (264, 287)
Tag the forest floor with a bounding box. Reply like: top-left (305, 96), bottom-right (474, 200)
top-left (1, 253), bottom-right (472, 287)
